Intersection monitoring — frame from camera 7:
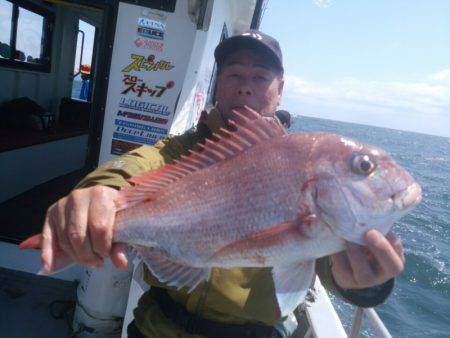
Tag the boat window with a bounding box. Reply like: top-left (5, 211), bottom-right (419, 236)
top-left (71, 19), bottom-right (96, 102)
top-left (0, 0), bottom-right (54, 72)
top-left (141, 0), bottom-right (176, 13)
top-left (0, 0), bottom-right (13, 59)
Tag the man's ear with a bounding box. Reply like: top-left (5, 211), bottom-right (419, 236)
top-left (277, 78), bottom-right (284, 103)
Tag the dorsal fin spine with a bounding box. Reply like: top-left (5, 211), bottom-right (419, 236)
top-left (177, 157), bottom-right (200, 171)
top-left (174, 161), bottom-right (196, 172)
top-left (202, 150), bottom-right (222, 162)
top-left (228, 120), bottom-right (258, 144)
top-left (158, 175), bottom-right (175, 183)
top-left (158, 171), bottom-right (180, 181)
top-left (167, 171), bottom-right (184, 179)
top-left (235, 123), bottom-right (261, 144)
top-left (211, 133), bottom-right (224, 141)
top-left (172, 166), bottom-right (192, 175)
top-left (137, 182), bottom-right (166, 189)
top-left (208, 138), bottom-right (235, 156)
top-left (204, 139), bottom-right (227, 160)
top-left (230, 110), bottom-right (252, 125)
top-left (251, 120), bottom-right (271, 140)
top-left (229, 132), bottom-right (252, 148)
top-left (219, 127), bottom-right (252, 148)
top-left (170, 168), bottom-right (190, 176)
top-left (180, 155), bottom-right (204, 168)
top-left (191, 149), bottom-right (215, 165)
top-left (221, 138), bottom-right (244, 152)
top-left (257, 119), bottom-right (279, 137)
top-left (195, 143), bottom-right (219, 163)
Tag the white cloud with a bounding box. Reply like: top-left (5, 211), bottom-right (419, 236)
top-left (313, 0), bottom-right (333, 9)
top-left (283, 73), bottom-right (450, 117)
top-left (281, 70), bottom-right (450, 137)
top-left (431, 68), bottom-right (450, 83)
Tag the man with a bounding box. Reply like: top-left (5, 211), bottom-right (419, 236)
top-left (40, 30), bottom-right (404, 337)
top-left (275, 110), bottom-right (291, 129)
top-left (79, 64), bottom-right (91, 101)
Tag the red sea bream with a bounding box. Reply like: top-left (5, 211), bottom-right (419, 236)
top-left (21, 108), bottom-right (422, 316)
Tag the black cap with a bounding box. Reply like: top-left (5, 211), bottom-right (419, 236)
top-left (214, 30), bottom-right (283, 73)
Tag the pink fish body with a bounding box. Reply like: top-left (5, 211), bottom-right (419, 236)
top-left (111, 110), bottom-right (421, 315)
top-left (22, 110), bottom-right (422, 315)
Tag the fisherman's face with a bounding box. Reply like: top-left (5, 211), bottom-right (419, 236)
top-left (215, 49), bottom-right (284, 121)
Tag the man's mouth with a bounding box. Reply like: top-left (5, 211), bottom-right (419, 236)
top-left (232, 105), bottom-right (256, 112)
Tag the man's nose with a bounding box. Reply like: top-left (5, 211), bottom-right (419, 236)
top-left (237, 79), bottom-right (253, 96)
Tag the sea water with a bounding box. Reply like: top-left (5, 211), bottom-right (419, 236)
top-left (291, 115), bottom-right (450, 337)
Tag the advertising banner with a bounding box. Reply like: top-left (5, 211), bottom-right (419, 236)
top-left (98, 1), bottom-right (196, 164)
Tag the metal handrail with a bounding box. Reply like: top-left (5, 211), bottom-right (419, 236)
top-left (350, 307), bottom-right (363, 338)
top-left (73, 29), bottom-right (85, 78)
top-left (349, 307), bottom-right (392, 338)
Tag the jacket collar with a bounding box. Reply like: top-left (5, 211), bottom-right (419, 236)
top-left (200, 106), bottom-right (226, 134)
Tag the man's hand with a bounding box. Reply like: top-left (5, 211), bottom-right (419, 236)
top-left (330, 230), bottom-right (405, 289)
top-left (41, 186), bottom-right (128, 273)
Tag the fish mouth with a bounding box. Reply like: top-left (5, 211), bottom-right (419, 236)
top-left (391, 182), bottom-right (422, 210)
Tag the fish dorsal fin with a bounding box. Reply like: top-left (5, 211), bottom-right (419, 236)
top-left (115, 107), bottom-right (286, 210)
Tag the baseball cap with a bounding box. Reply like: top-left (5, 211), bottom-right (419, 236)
top-left (214, 30), bottom-right (283, 73)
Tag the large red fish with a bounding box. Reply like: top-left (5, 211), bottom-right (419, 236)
top-left (21, 108), bottom-right (422, 316)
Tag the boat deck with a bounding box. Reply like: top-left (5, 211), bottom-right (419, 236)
top-left (0, 267), bottom-right (77, 337)
top-left (0, 167), bottom-right (90, 244)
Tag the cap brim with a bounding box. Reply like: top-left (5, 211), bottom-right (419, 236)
top-left (214, 36), bottom-right (283, 72)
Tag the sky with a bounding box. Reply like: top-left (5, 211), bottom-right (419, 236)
top-left (260, 0), bottom-right (450, 138)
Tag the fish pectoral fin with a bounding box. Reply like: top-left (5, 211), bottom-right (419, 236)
top-left (272, 259), bottom-right (315, 317)
top-left (135, 246), bottom-right (210, 293)
top-left (211, 220), bottom-right (305, 261)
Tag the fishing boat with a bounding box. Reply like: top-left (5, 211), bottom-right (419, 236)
top-left (0, 0), bottom-right (392, 336)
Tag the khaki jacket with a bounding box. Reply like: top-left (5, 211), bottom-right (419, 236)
top-left (77, 108), bottom-right (393, 337)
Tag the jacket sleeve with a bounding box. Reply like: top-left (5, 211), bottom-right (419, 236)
top-left (315, 256), bottom-right (394, 308)
top-left (75, 145), bottom-right (166, 190)
top-left (76, 131), bottom-right (197, 190)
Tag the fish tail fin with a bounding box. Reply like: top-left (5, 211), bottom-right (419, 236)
top-left (20, 233), bottom-right (75, 275)
top-left (19, 233), bottom-right (42, 249)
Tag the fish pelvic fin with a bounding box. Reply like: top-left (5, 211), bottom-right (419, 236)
top-left (272, 260), bottom-right (315, 317)
top-left (135, 246), bottom-right (210, 293)
top-left (115, 106), bottom-right (286, 211)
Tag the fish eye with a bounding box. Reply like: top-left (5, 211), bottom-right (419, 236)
top-left (351, 154), bottom-right (376, 176)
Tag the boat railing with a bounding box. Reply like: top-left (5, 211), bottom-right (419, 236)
top-left (305, 278), bottom-right (393, 338)
top-left (349, 307), bottom-right (392, 338)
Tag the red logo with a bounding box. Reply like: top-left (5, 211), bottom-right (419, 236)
top-left (133, 38), bottom-right (164, 52)
top-left (134, 38), bottom-right (143, 48)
